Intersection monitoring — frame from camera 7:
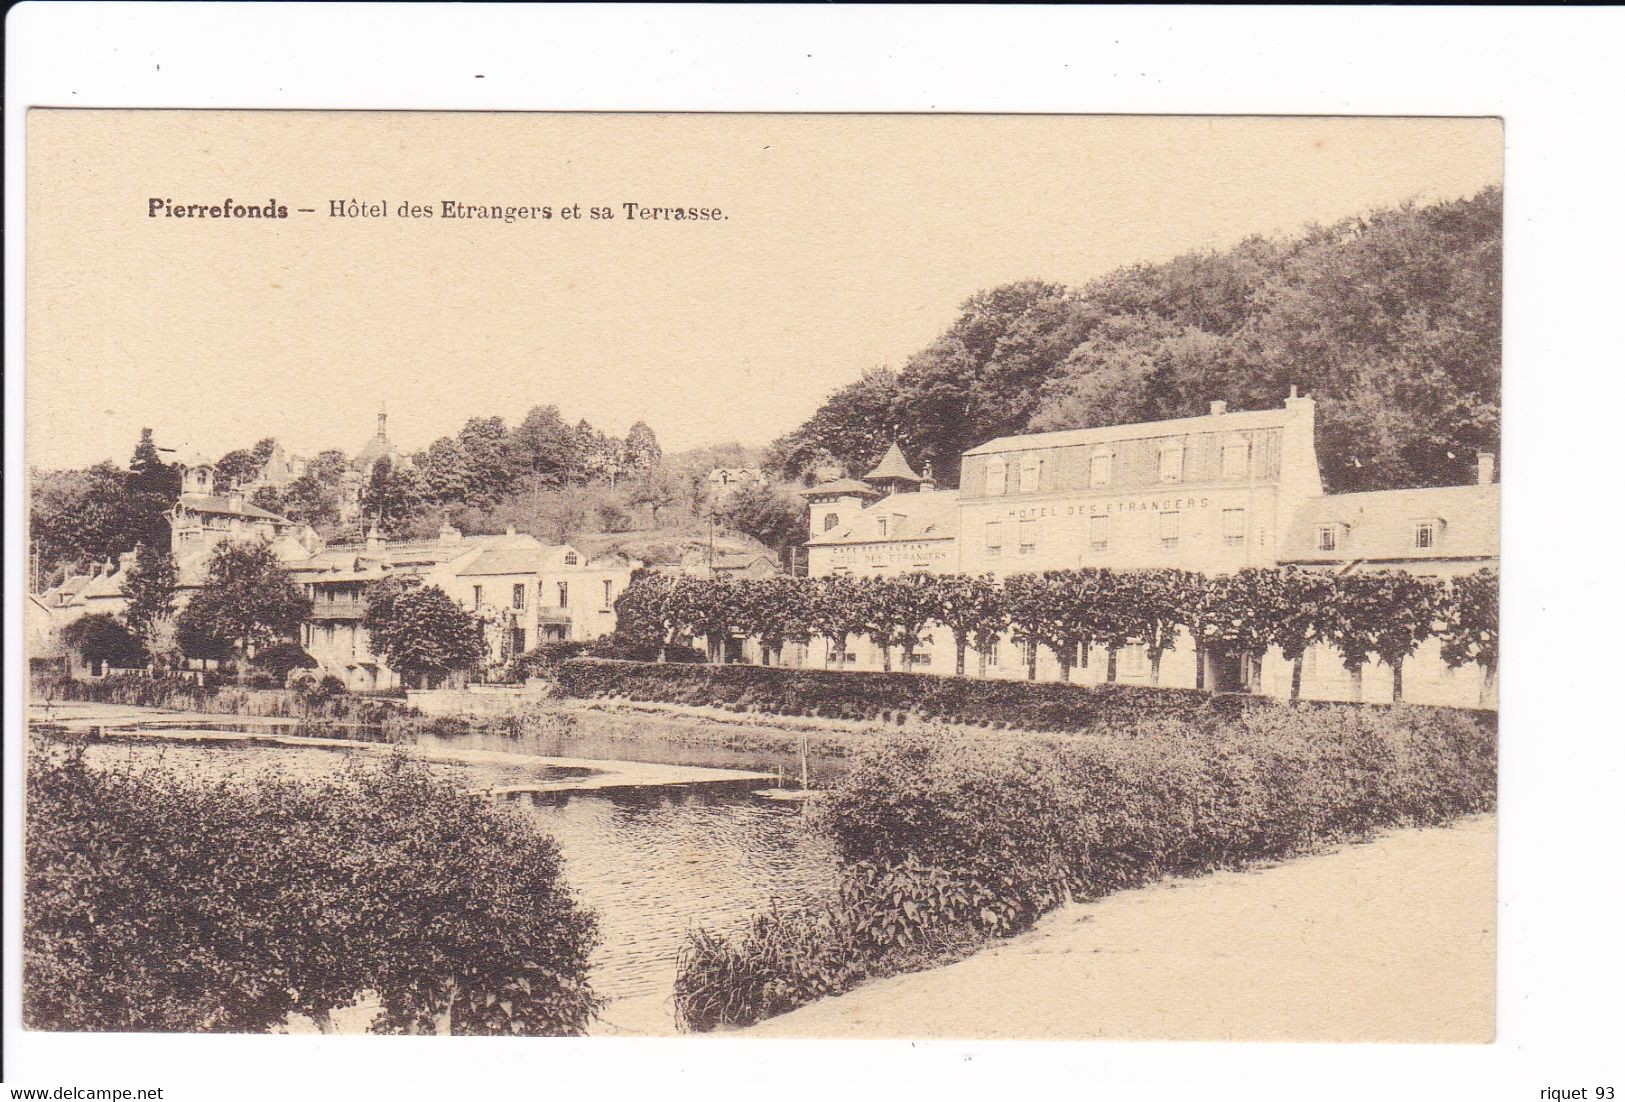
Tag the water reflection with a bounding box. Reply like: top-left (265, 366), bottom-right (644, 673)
top-left (513, 781), bottom-right (837, 1002)
top-left (65, 722), bottom-right (840, 1010)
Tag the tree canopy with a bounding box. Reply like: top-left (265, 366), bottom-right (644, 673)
top-left (769, 187), bottom-right (1501, 493)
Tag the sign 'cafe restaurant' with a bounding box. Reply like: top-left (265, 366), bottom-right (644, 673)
top-left (795, 391), bottom-right (1500, 707)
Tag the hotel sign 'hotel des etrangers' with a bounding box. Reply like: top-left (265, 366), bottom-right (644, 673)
top-left (802, 390), bottom-right (1498, 705)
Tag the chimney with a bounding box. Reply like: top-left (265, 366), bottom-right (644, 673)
top-left (1209, 400), bottom-right (1227, 416)
top-left (505, 524), bottom-right (517, 538)
top-left (1477, 451), bottom-right (1496, 485)
top-left (227, 488), bottom-right (245, 512)
top-left (921, 461), bottom-right (936, 493)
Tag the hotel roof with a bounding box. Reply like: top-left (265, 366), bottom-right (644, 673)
top-left (1280, 483), bottom-right (1500, 566)
top-left (808, 489), bottom-right (961, 547)
top-left (800, 478), bottom-right (879, 498)
top-left (963, 405), bottom-right (1295, 457)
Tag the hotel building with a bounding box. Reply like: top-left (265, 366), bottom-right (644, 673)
top-left (798, 391), bottom-right (1499, 705)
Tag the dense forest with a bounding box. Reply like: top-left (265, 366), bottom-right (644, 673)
top-left (767, 186), bottom-right (1502, 494)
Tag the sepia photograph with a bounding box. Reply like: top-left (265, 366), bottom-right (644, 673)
top-left (18, 109), bottom-right (1504, 1046)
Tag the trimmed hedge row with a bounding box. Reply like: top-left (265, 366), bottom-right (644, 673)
top-left (553, 657), bottom-right (1397, 734)
top-left (674, 705), bottom-right (1497, 1031)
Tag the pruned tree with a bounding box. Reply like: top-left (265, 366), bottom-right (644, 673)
top-left (1439, 568), bottom-right (1499, 708)
top-left (1197, 568), bottom-right (1285, 693)
top-left (735, 576), bottom-right (812, 666)
top-left (1270, 567), bottom-right (1339, 701)
top-left (932, 573), bottom-right (1007, 677)
top-left (806, 575), bottom-right (867, 670)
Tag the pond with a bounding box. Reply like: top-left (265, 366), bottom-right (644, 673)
top-left (60, 713), bottom-right (841, 1022)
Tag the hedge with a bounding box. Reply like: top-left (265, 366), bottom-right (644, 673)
top-left (553, 657), bottom-right (1389, 734)
top-left (674, 704), bottom-right (1497, 1031)
top-left (25, 740), bottom-right (601, 1034)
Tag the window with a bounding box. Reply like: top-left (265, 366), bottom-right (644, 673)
top-left (823, 512), bottom-right (840, 532)
top-left (985, 521), bottom-right (1003, 557)
top-left (557, 581), bottom-right (569, 608)
top-left (512, 628), bottom-right (527, 655)
top-left (1018, 519), bottom-right (1037, 555)
top-left (1121, 644), bottom-right (1148, 676)
top-left (1316, 524), bottom-right (1338, 552)
top-left (563, 551), bottom-right (578, 566)
top-left (1090, 447), bottom-right (1113, 487)
top-left (472, 584), bottom-right (483, 607)
top-left (1221, 436), bottom-right (1251, 479)
top-left (1414, 520), bottom-right (1437, 549)
top-left (1159, 510), bottom-right (1181, 550)
top-left (1089, 513), bottom-right (1109, 552)
top-left (1223, 508), bottom-right (1246, 547)
top-left (512, 583), bottom-right (526, 610)
top-left (912, 653), bottom-right (932, 667)
top-left (603, 579), bottom-right (614, 608)
top-left (1158, 441), bottom-right (1184, 483)
top-left (1019, 453), bottom-right (1043, 493)
top-left (985, 458), bottom-right (1007, 496)
top-left (877, 518), bottom-right (888, 538)
top-left (984, 640), bottom-right (1000, 667)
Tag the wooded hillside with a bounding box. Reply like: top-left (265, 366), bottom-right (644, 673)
top-left (767, 187), bottom-right (1501, 494)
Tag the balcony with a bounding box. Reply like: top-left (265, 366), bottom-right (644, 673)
top-left (311, 597), bottom-right (368, 621)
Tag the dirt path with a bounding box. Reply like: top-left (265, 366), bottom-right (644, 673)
top-left (744, 815), bottom-right (1496, 1043)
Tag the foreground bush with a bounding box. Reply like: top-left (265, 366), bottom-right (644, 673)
top-left (25, 742), bottom-right (601, 1035)
top-left (555, 657), bottom-right (1329, 734)
top-left (674, 705), bottom-right (1497, 1031)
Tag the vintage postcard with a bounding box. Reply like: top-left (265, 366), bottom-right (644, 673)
top-left (21, 110), bottom-right (1501, 1043)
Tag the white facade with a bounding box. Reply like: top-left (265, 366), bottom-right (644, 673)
top-left (796, 394), bottom-right (1499, 707)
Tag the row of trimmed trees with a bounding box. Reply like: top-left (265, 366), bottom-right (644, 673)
top-left (613, 567), bottom-right (1499, 704)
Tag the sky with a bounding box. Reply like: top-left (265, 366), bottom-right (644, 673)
top-left (26, 112), bottom-right (1502, 470)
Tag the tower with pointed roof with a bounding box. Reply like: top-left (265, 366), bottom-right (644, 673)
top-left (863, 441), bottom-right (924, 497)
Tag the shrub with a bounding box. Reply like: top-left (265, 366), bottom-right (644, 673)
top-left (674, 705), bottom-right (1497, 1030)
top-left (25, 742), bottom-right (601, 1035)
top-left (518, 639), bottom-right (590, 676)
top-left (253, 641), bottom-right (319, 680)
top-left (554, 657), bottom-right (1299, 734)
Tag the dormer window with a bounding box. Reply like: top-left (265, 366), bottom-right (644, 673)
top-left (985, 457), bottom-right (1007, 496)
top-left (1158, 440), bottom-right (1184, 483)
top-left (1090, 447), bottom-right (1113, 487)
top-left (1221, 436), bottom-right (1251, 479)
top-left (1316, 524), bottom-right (1339, 552)
top-left (1414, 520), bottom-right (1439, 549)
top-left (1019, 454), bottom-right (1043, 493)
